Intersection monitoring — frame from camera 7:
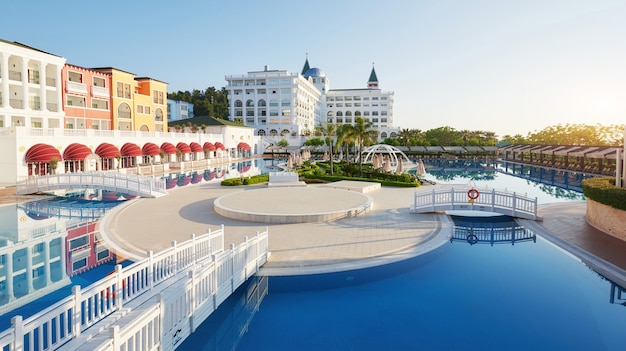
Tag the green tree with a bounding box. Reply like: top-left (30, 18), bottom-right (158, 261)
top-left (350, 116), bottom-right (379, 176)
top-left (277, 139), bottom-right (289, 148)
top-left (316, 122), bottom-right (337, 175)
top-left (336, 124), bottom-right (354, 163)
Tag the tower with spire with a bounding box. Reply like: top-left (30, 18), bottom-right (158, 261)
top-left (367, 63), bottom-right (379, 88)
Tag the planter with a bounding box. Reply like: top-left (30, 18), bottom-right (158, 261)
top-left (586, 199), bottom-right (626, 241)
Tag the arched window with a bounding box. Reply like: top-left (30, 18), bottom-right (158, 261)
top-left (269, 129), bottom-right (278, 136)
top-left (354, 110), bottom-right (361, 116)
top-left (336, 111), bottom-right (343, 117)
top-left (390, 132), bottom-right (397, 138)
top-left (246, 99), bottom-right (254, 107)
top-left (154, 108), bottom-right (164, 121)
top-left (257, 129), bottom-right (267, 136)
top-left (327, 111), bottom-right (334, 117)
top-left (258, 99), bottom-right (266, 107)
top-left (235, 100), bottom-right (243, 107)
top-left (118, 102), bottom-right (131, 118)
top-left (281, 129), bottom-right (290, 136)
top-left (345, 111), bottom-right (352, 116)
top-left (380, 132), bottom-right (388, 138)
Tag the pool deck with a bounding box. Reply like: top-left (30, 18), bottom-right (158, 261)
top-left (94, 181), bottom-right (626, 279)
top-left (2, 183), bottom-right (626, 279)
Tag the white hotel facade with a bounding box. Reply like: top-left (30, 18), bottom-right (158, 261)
top-left (225, 57), bottom-right (398, 140)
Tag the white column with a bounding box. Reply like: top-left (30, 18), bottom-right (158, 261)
top-left (6, 253), bottom-right (14, 301)
top-left (616, 149), bottom-right (622, 188)
top-left (39, 61), bottom-right (47, 112)
top-left (26, 246), bottom-right (33, 292)
top-left (21, 58), bottom-right (28, 111)
top-left (44, 239), bottom-right (51, 285)
top-left (56, 63), bottom-right (62, 112)
top-left (0, 53), bottom-right (8, 108)
top-left (622, 127), bottom-right (626, 187)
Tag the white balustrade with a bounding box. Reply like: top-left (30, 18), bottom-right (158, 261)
top-left (16, 172), bottom-right (167, 198)
top-left (0, 226), bottom-right (270, 351)
top-left (412, 186), bottom-right (540, 220)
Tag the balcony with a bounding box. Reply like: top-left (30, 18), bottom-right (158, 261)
top-left (66, 81), bottom-right (87, 94)
top-left (46, 77), bottom-right (56, 87)
top-left (118, 111), bottom-right (131, 119)
top-left (29, 100), bottom-right (41, 110)
top-left (10, 99), bottom-right (23, 109)
top-left (91, 85), bottom-right (109, 98)
top-left (47, 103), bottom-right (58, 112)
top-left (9, 70), bottom-right (21, 81)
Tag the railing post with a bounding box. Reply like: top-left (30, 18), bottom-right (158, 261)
top-left (109, 325), bottom-right (121, 350)
top-left (256, 231), bottom-right (261, 271)
top-left (230, 243), bottom-right (236, 293)
top-left (431, 188), bottom-right (436, 212)
top-left (491, 188), bottom-right (496, 212)
top-left (512, 192), bottom-right (517, 217)
top-left (72, 285), bottom-right (82, 337)
top-left (450, 187), bottom-right (455, 207)
top-left (172, 240), bottom-right (178, 275)
top-left (115, 264), bottom-right (124, 309)
top-left (11, 315), bottom-right (24, 351)
top-left (147, 250), bottom-right (154, 290)
top-left (191, 234), bottom-right (197, 266)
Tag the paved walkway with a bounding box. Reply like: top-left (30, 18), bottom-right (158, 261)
top-left (98, 181), bottom-right (626, 280)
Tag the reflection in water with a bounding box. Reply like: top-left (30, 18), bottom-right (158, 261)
top-left (180, 275), bottom-right (268, 350)
top-left (449, 215), bottom-right (536, 246)
top-left (418, 159), bottom-right (587, 200)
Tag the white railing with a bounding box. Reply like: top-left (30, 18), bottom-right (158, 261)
top-left (16, 172), bottom-right (167, 198)
top-left (411, 186), bottom-right (540, 220)
top-left (0, 226), bottom-right (270, 351)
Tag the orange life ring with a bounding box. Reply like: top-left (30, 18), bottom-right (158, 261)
top-left (467, 188), bottom-right (479, 200)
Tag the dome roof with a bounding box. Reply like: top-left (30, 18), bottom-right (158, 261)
top-left (304, 67), bottom-right (325, 78)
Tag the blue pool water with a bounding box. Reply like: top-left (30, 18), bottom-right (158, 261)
top-left (181, 160), bottom-right (626, 350)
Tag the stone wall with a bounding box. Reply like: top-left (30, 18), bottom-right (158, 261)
top-left (586, 199), bottom-right (626, 241)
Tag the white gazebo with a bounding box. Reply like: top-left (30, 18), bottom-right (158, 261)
top-left (361, 144), bottom-right (416, 173)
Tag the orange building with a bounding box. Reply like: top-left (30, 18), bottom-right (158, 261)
top-left (61, 64), bottom-right (112, 130)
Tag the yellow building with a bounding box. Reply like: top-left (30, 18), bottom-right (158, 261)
top-left (135, 77), bottom-right (167, 132)
top-left (91, 67), bottom-right (167, 131)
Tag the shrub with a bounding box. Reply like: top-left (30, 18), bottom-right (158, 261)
top-left (582, 177), bottom-right (626, 211)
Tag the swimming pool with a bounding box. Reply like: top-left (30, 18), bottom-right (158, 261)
top-left (180, 160), bottom-right (626, 350)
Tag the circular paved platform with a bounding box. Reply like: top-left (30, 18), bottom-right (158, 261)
top-left (213, 187), bottom-right (373, 224)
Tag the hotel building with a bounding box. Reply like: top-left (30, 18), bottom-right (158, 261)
top-left (225, 57), bottom-right (398, 139)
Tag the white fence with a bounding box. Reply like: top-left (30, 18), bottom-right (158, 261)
top-left (0, 226), bottom-right (270, 351)
top-left (16, 172), bottom-right (167, 198)
top-left (411, 186), bottom-right (540, 220)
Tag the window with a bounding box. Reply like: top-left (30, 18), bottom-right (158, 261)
top-left (269, 100), bottom-right (278, 107)
top-left (92, 99), bottom-right (108, 110)
top-left (70, 236), bottom-right (89, 250)
top-left (93, 76), bottom-right (105, 87)
top-left (68, 71), bottom-right (82, 83)
top-left (72, 258), bottom-right (87, 271)
top-left (372, 97), bottom-right (379, 100)
top-left (280, 79), bottom-right (291, 85)
top-left (268, 79), bottom-right (278, 85)
top-left (66, 95), bottom-right (85, 107)
top-left (345, 96), bottom-right (352, 101)
top-left (137, 105), bottom-right (144, 114)
top-left (29, 96), bottom-right (41, 110)
top-left (28, 69), bottom-right (40, 84)
top-left (281, 99), bottom-right (290, 107)
top-left (116, 82), bottom-right (131, 98)
top-left (153, 90), bottom-right (164, 104)
top-left (97, 250), bottom-right (109, 261)
top-left (282, 109), bottom-right (291, 116)
top-left (270, 110), bottom-right (278, 116)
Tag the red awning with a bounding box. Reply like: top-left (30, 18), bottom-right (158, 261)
top-left (63, 143), bottom-right (92, 160)
top-left (237, 142), bottom-right (251, 150)
top-left (160, 142), bottom-right (176, 154)
top-left (214, 142), bottom-right (225, 151)
top-left (121, 143), bottom-right (142, 157)
top-left (142, 142), bottom-right (160, 156)
top-left (25, 143), bottom-right (62, 163)
top-left (203, 142), bottom-right (216, 151)
top-left (95, 143), bottom-right (120, 158)
top-left (176, 142), bottom-right (191, 154)
top-left (189, 142), bottom-right (203, 153)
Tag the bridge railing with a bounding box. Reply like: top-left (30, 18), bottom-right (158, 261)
top-left (412, 186), bottom-right (540, 220)
top-left (0, 226), bottom-right (269, 351)
top-left (16, 172), bottom-right (167, 198)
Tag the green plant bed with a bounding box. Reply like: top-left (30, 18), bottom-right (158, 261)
top-left (221, 174), bottom-right (269, 186)
top-left (304, 174), bottom-right (419, 187)
top-left (582, 177), bottom-right (626, 211)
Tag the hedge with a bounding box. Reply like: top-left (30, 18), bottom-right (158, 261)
top-left (582, 177), bottom-right (626, 211)
top-left (221, 174), bottom-right (269, 186)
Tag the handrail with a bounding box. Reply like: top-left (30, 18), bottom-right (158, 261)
top-left (0, 226), bottom-right (270, 351)
top-left (15, 172), bottom-right (167, 198)
top-left (411, 186), bottom-right (540, 220)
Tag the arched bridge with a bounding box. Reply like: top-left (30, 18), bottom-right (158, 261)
top-left (16, 172), bottom-right (168, 198)
top-left (410, 186), bottom-right (541, 220)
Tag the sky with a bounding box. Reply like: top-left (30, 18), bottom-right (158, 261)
top-left (2, 0), bottom-right (625, 138)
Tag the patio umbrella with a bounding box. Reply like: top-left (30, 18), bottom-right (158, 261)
top-left (417, 159), bottom-right (426, 175)
top-left (287, 154), bottom-right (293, 169)
top-left (384, 155), bottom-right (391, 172)
top-left (396, 158), bottom-right (404, 174)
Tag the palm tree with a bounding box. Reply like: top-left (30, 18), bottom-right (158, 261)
top-left (336, 124), bottom-right (353, 163)
top-left (350, 116), bottom-right (379, 176)
top-left (316, 122), bottom-right (337, 175)
top-left (398, 128), bottom-right (413, 151)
